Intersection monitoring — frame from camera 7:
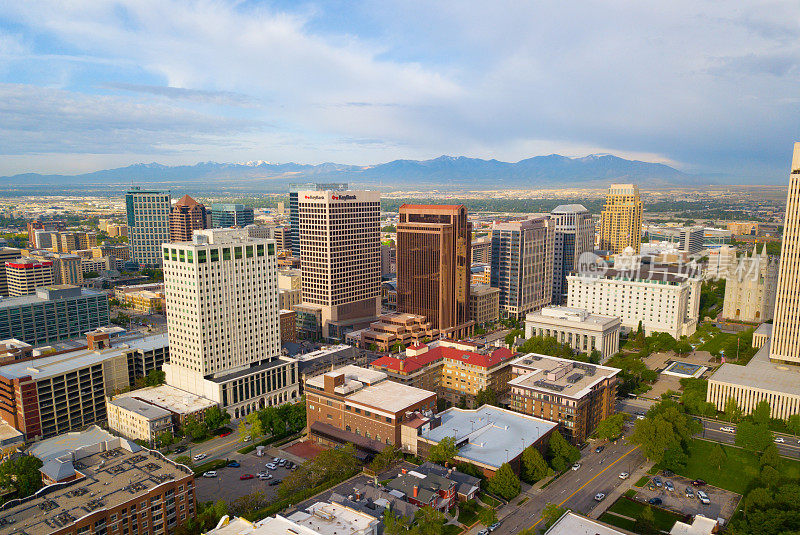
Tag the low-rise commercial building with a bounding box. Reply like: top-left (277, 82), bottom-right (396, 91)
top-left (544, 511), bottom-right (629, 535)
top-left (469, 283), bottom-right (500, 325)
top-left (1, 428), bottom-right (195, 535)
top-left (508, 354), bottom-right (620, 443)
top-left (0, 285), bottom-right (110, 346)
top-left (524, 306), bottom-right (620, 361)
top-left (107, 397), bottom-right (173, 444)
top-left (208, 502), bottom-right (379, 535)
top-left (121, 288), bottom-right (166, 313)
top-left (370, 343), bottom-right (445, 393)
top-left (305, 365), bottom-right (436, 453)
top-left (359, 313), bottom-right (439, 352)
top-left (112, 384), bottom-right (217, 426)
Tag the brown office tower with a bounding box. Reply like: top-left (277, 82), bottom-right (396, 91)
top-left (170, 194), bottom-right (207, 242)
top-left (397, 204), bottom-right (474, 339)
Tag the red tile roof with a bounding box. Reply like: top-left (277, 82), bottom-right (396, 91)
top-left (371, 349), bottom-right (444, 373)
top-left (440, 346), bottom-right (515, 368)
top-left (372, 345), bottom-right (514, 372)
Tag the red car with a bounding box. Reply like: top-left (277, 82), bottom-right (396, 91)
top-left (240, 474), bottom-right (254, 480)
top-left (220, 432), bottom-right (232, 438)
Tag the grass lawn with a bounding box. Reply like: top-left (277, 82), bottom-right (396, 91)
top-left (647, 466), bottom-right (659, 475)
top-left (624, 489), bottom-right (637, 498)
top-left (479, 492), bottom-right (502, 507)
top-left (608, 498), bottom-right (684, 532)
top-left (442, 525), bottom-right (463, 535)
top-left (671, 438), bottom-right (800, 495)
top-left (517, 496), bottom-right (529, 505)
top-left (457, 501), bottom-right (486, 526)
top-left (634, 476), bottom-right (650, 488)
top-left (599, 513), bottom-right (637, 532)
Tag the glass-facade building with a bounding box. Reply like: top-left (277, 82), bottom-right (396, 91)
top-left (211, 203), bottom-right (254, 228)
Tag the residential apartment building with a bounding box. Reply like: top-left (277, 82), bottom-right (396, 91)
top-left (0, 286), bottom-right (110, 346)
top-left (6, 257), bottom-right (54, 296)
top-left (599, 184), bottom-right (642, 254)
top-left (211, 203), bottom-right (254, 228)
top-left (305, 365), bottom-right (436, 452)
top-left (397, 204), bottom-right (473, 339)
top-left (469, 284), bottom-right (500, 325)
top-left (490, 217), bottom-right (555, 319)
top-left (550, 204), bottom-right (594, 304)
top-left (439, 340), bottom-right (516, 407)
top-left (370, 343), bottom-right (445, 393)
top-left (126, 187), bottom-right (171, 267)
top-left (30, 252), bottom-right (83, 286)
top-left (107, 397), bottom-right (173, 444)
top-left (161, 229), bottom-right (299, 419)
top-left (0, 431), bottom-right (196, 535)
top-left (298, 189), bottom-right (381, 339)
top-left (722, 245), bottom-right (778, 323)
top-left (508, 354), bottom-right (620, 443)
top-left (566, 264), bottom-right (702, 338)
top-left (471, 236), bottom-right (492, 264)
top-left (525, 306), bottom-right (621, 361)
top-left (27, 220), bottom-right (66, 249)
top-left (170, 194), bottom-right (207, 242)
top-left (359, 313), bottom-right (439, 352)
top-left (289, 182), bottom-right (348, 257)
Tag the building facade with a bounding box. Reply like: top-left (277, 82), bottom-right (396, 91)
top-left (396, 204), bottom-right (473, 338)
top-left (161, 229), bottom-right (298, 418)
top-left (126, 187), bottom-right (171, 267)
top-left (6, 257), bottom-right (54, 296)
top-left (289, 182), bottom-right (348, 257)
top-left (107, 397), bottom-right (173, 444)
top-left (170, 194), bottom-right (207, 242)
top-left (27, 220), bottom-right (66, 249)
top-left (298, 189), bottom-right (381, 339)
top-left (679, 226), bottom-right (705, 254)
top-left (722, 245), bottom-right (778, 323)
top-left (211, 203), bottom-right (254, 228)
top-left (490, 217), bottom-right (555, 319)
top-left (525, 306), bottom-right (621, 360)
top-left (550, 204), bottom-right (594, 304)
top-left (471, 236), bottom-right (492, 264)
top-left (0, 247), bottom-right (21, 296)
top-left (359, 313), bottom-right (439, 352)
top-left (508, 354), bottom-right (620, 443)
top-left (599, 184), bottom-right (642, 254)
top-left (469, 284), bottom-right (500, 325)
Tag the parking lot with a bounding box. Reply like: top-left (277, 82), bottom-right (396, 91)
top-left (634, 472), bottom-right (740, 522)
top-left (195, 451), bottom-right (297, 503)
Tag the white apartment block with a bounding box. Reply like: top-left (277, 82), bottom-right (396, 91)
top-left (162, 229), bottom-right (299, 419)
top-left (525, 306), bottom-right (621, 360)
top-left (567, 264), bottom-right (701, 339)
top-left (5, 258), bottom-right (54, 296)
top-left (299, 190), bottom-right (381, 339)
top-left (106, 397), bottom-right (172, 444)
top-left (126, 187), bottom-right (171, 267)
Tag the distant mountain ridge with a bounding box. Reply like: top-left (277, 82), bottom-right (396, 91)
top-left (0, 153), bottom-right (705, 192)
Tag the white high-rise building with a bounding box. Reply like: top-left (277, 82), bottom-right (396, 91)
top-left (162, 229), bottom-right (299, 419)
top-left (298, 189), bottom-right (381, 339)
top-left (550, 205), bottom-right (594, 305)
top-left (126, 187), bottom-right (171, 267)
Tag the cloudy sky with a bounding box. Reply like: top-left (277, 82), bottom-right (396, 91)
top-left (1, 1), bottom-right (799, 181)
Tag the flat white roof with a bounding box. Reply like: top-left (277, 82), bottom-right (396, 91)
top-left (0, 346), bottom-right (126, 381)
top-left (545, 511), bottom-right (627, 535)
top-left (287, 502), bottom-right (378, 535)
top-left (294, 344), bottom-right (352, 362)
top-left (527, 306), bottom-right (620, 330)
top-left (710, 339), bottom-right (800, 396)
top-left (114, 384), bottom-right (216, 415)
top-left (108, 397), bottom-right (171, 421)
top-left (305, 365), bottom-right (386, 390)
top-left (421, 405), bottom-right (557, 470)
top-left (508, 353), bottom-right (620, 399)
top-left (346, 380), bottom-right (434, 414)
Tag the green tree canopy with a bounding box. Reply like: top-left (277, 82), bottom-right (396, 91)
top-left (752, 400), bottom-right (772, 425)
top-left (594, 413), bottom-right (628, 441)
top-left (0, 455), bottom-right (43, 498)
top-left (204, 405), bottom-right (230, 432)
top-left (541, 503), bottom-right (567, 530)
top-left (521, 446), bottom-right (549, 483)
top-left (546, 430), bottom-right (580, 472)
top-left (736, 420), bottom-right (773, 452)
top-left (478, 507), bottom-right (498, 527)
top-left (428, 436), bottom-right (458, 464)
top-left (487, 462), bottom-right (521, 500)
top-left (709, 443), bottom-right (727, 470)
top-left (476, 387), bottom-right (499, 407)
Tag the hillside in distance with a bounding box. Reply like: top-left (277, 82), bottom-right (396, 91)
top-left (0, 153), bottom-right (707, 192)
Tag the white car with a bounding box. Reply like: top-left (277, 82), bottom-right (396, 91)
top-left (266, 463), bottom-right (277, 470)
top-left (572, 463), bottom-right (581, 471)
top-left (202, 471), bottom-right (217, 478)
top-left (775, 437), bottom-right (785, 444)
top-left (720, 426), bottom-right (735, 433)
top-left (619, 472), bottom-right (629, 480)
top-left (258, 473), bottom-right (272, 480)
top-left (696, 490), bottom-right (710, 504)
top-left (636, 415), bottom-right (645, 420)
top-left (243, 435), bottom-right (252, 442)
top-left (594, 493), bottom-right (605, 502)
top-left (193, 453), bottom-right (207, 461)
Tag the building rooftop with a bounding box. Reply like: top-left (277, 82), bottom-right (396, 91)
top-left (0, 420), bottom-right (23, 448)
top-left (123, 332), bottom-right (169, 353)
top-left (438, 343), bottom-right (515, 369)
top-left (527, 306), bottom-right (620, 329)
top-left (305, 364), bottom-right (387, 392)
top-left (293, 344), bottom-right (352, 362)
top-left (508, 354), bottom-right (621, 399)
top-left (114, 384), bottom-right (217, 415)
top-left (0, 437), bottom-right (191, 535)
top-left (420, 405), bottom-right (557, 470)
top-left (0, 286), bottom-right (104, 308)
top-left (470, 283), bottom-right (499, 296)
top-left (371, 348), bottom-right (444, 374)
top-left (287, 502), bottom-right (380, 535)
top-left (108, 397), bottom-right (171, 421)
top-left (710, 338), bottom-right (800, 396)
top-left (0, 345), bottom-right (127, 381)
top-left (669, 515), bottom-right (718, 535)
top-left (544, 511), bottom-right (628, 535)
top-left (27, 426), bottom-right (120, 463)
top-left (345, 380), bottom-right (435, 414)
top-left (551, 204), bottom-right (589, 213)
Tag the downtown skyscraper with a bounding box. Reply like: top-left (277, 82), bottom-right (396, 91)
top-left (598, 184), bottom-right (642, 254)
top-left (550, 204), bottom-right (594, 304)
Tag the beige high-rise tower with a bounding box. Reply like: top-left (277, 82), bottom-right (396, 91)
top-left (770, 142), bottom-right (800, 365)
top-left (599, 184), bottom-right (642, 254)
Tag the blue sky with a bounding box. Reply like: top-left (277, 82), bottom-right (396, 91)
top-left (0, 1), bottom-right (799, 181)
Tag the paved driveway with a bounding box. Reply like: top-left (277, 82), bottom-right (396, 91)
top-left (633, 472), bottom-right (740, 522)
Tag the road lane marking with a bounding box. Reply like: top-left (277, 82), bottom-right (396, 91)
top-left (526, 446), bottom-right (641, 531)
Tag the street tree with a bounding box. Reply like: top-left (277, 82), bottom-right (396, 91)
top-left (521, 446), bottom-right (549, 483)
top-left (541, 503), bottom-right (567, 530)
top-left (752, 400), bottom-right (772, 426)
top-left (546, 430), bottom-right (580, 472)
top-left (428, 436), bottom-right (458, 464)
top-left (0, 455), bottom-right (43, 497)
top-left (724, 397), bottom-right (742, 423)
top-left (478, 507), bottom-right (498, 527)
top-left (487, 462), bottom-right (521, 500)
top-left (594, 413), bottom-right (628, 441)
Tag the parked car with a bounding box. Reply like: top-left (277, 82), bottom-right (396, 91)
top-left (775, 437), bottom-right (785, 444)
top-left (663, 470), bottom-right (674, 477)
top-left (697, 490), bottom-right (710, 504)
top-left (488, 522), bottom-right (501, 532)
top-left (286, 461), bottom-right (295, 469)
top-left (619, 472), bottom-right (629, 480)
top-left (595, 446), bottom-right (605, 453)
top-left (269, 479), bottom-right (281, 486)
top-left (572, 463), bottom-right (581, 471)
top-left (227, 461), bottom-right (240, 467)
top-left (243, 435), bottom-right (252, 442)
top-left (653, 477), bottom-right (663, 487)
top-left (203, 471), bottom-right (217, 478)
top-left (220, 431), bottom-right (232, 438)
top-left (636, 415), bottom-right (645, 420)
top-left (685, 487), bottom-right (695, 498)
top-left (266, 463), bottom-right (277, 470)
top-left (594, 493), bottom-right (605, 501)
top-left (174, 446), bottom-right (187, 453)
top-left (278, 459), bottom-right (287, 466)
top-left (665, 481), bottom-right (674, 492)
top-left (193, 453), bottom-right (208, 461)
top-left (258, 473), bottom-right (272, 480)
top-left (648, 497), bottom-right (662, 505)
top-left (720, 426), bottom-right (735, 433)
top-left (240, 474), bottom-right (254, 480)
top-left (477, 530), bottom-right (489, 535)
top-left (692, 479), bottom-right (706, 487)
top-left (273, 457), bottom-right (281, 462)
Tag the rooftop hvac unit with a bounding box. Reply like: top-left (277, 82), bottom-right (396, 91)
top-left (566, 373), bottom-right (583, 384)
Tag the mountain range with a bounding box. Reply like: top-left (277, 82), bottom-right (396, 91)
top-left (0, 154), bottom-right (707, 192)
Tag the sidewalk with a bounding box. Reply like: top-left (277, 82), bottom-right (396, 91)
top-left (588, 459), bottom-right (655, 519)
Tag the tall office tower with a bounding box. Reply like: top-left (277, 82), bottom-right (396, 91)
top-left (599, 183), bottom-right (643, 254)
top-left (551, 204), bottom-right (594, 304)
top-left (490, 217), bottom-right (555, 319)
top-left (170, 194), bottom-right (207, 242)
top-left (126, 187), bottom-right (171, 267)
top-left (211, 203), bottom-right (254, 228)
top-left (289, 183), bottom-right (348, 257)
top-left (161, 229), bottom-right (299, 418)
top-left (679, 226), bottom-right (705, 254)
top-left (299, 189), bottom-right (380, 339)
top-left (6, 258), bottom-right (54, 296)
top-left (26, 220), bottom-right (65, 249)
top-left (396, 204), bottom-right (473, 338)
top-left (770, 142), bottom-right (800, 365)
